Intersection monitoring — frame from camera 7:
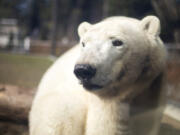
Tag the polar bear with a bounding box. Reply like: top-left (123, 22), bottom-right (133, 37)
top-left (29, 16), bottom-right (167, 135)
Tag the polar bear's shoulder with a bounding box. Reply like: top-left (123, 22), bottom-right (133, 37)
top-left (36, 45), bottom-right (81, 97)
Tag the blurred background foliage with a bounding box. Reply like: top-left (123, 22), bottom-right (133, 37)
top-left (0, 0), bottom-right (179, 44)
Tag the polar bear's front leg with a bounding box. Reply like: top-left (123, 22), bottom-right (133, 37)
top-left (29, 92), bottom-right (87, 135)
top-left (85, 96), bottom-right (130, 135)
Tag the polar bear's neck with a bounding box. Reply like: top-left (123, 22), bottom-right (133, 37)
top-left (85, 94), bottom-right (130, 135)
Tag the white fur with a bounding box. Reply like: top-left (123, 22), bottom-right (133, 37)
top-left (29, 16), bottom-right (166, 135)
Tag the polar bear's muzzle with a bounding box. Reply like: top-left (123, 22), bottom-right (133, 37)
top-left (74, 64), bottom-right (103, 90)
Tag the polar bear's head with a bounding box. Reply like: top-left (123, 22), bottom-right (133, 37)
top-left (74, 16), bottom-right (166, 94)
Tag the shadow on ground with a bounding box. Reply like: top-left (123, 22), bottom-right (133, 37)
top-left (160, 123), bottom-right (180, 135)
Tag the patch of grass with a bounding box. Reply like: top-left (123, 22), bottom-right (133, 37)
top-left (0, 53), bottom-right (53, 88)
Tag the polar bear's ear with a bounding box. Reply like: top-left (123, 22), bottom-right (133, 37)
top-left (140, 16), bottom-right (161, 37)
top-left (78, 22), bottom-right (92, 37)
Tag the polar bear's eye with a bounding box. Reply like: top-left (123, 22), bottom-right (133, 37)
top-left (82, 42), bottom-right (85, 47)
top-left (112, 40), bottom-right (123, 47)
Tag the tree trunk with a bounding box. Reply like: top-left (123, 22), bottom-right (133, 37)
top-left (103, 0), bottom-right (109, 18)
top-left (51, 0), bottom-right (58, 56)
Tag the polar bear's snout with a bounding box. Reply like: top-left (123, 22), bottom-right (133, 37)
top-left (74, 64), bottom-right (103, 90)
top-left (74, 64), bottom-right (96, 81)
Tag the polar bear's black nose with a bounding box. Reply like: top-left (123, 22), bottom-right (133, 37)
top-left (74, 64), bottom-right (96, 80)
